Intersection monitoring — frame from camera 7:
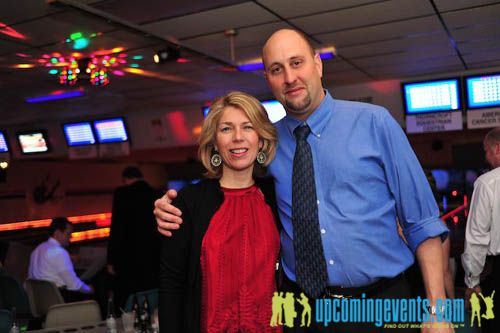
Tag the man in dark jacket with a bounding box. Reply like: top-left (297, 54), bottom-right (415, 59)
top-left (0, 241), bottom-right (30, 316)
top-left (107, 166), bottom-right (162, 309)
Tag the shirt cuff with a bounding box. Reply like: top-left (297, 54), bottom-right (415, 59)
top-left (80, 283), bottom-right (92, 293)
top-left (403, 216), bottom-right (449, 253)
top-left (465, 275), bottom-right (480, 289)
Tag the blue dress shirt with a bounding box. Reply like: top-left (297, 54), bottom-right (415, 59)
top-left (268, 91), bottom-right (448, 287)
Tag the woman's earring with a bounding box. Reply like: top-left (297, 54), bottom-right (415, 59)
top-left (256, 150), bottom-right (266, 165)
top-left (211, 151), bottom-right (222, 167)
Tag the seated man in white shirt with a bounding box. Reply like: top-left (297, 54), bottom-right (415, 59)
top-left (28, 217), bottom-right (94, 302)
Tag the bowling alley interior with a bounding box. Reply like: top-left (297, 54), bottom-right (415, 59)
top-left (1, 0), bottom-right (500, 331)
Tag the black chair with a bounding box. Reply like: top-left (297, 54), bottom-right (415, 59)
top-left (0, 309), bottom-right (12, 333)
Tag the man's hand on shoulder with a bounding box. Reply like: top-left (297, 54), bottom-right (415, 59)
top-left (154, 189), bottom-right (183, 237)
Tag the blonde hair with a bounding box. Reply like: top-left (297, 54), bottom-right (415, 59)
top-left (198, 91), bottom-right (277, 178)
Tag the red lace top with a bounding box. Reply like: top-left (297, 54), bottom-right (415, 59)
top-left (200, 185), bottom-right (281, 332)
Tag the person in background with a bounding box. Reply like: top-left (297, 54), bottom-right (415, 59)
top-left (0, 241), bottom-right (30, 315)
top-left (155, 29), bottom-right (450, 333)
top-left (406, 170), bottom-right (455, 300)
top-left (159, 91), bottom-right (280, 332)
top-left (28, 217), bottom-right (94, 302)
top-left (462, 127), bottom-right (500, 333)
top-left (107, 166), bottom-right (162, 310)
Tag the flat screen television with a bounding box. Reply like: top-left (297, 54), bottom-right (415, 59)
top-left (166, 179), bottom-right (200, 192)
top-left (0, 131), bottom-right (8, 153)
top-left (202, 99), bottom-right (286, 123)
top-left (17, 130), bottom-right (50, 154)
top-left (262, 99), bottom-right (286, 123)
top-left (202, 106), bottom-right (210, 118)
top-left (465, 73), bottom-right (500, 109)
top-left (93, 117), bottom-right (129, 143)
top-left (402, 78), bottom-right (461, 114)
top-left (63, 122), bottom-right (96, 146)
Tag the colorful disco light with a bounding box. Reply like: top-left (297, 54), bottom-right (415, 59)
top-left (59, 58), bottom-right (79, 85)
top-left (73, 38), bottom-right (89, 50)
top-left (0, 22), bottom-right (28, 40)
top-left (90, 68), bottom-right (109, 86)
top-left (65, 31), bottom-right (98, 50)
top-left (12, 64), bottom-right (34, 69)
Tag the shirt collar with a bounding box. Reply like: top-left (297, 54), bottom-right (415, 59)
top-left (283, 90), bottom-right (334, 137)
top-left (48, 237), bottom-right (62, 247)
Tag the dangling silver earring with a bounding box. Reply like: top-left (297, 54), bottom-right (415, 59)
top-left (211, 151), bottom-right (222, 167)
top-left (256, 150), bottom-right (266, 165)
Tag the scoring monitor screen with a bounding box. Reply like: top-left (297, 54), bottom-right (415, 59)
top-left (63, 122), bottom-right (96, 146)
top-left (202, 99), bottom-right (286, 123)
top-left (403, 78), bottom-right (461, 114)
top-left (18, 131), bottom-right (49, 153)
top-left (466, 73), bottom-right (500, 109)
top-left (93, 118), bottom-right (128, 143)
top-left (0, 131), bottom-right (8, 153)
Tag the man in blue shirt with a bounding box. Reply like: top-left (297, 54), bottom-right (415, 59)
top-left (155, 29), bottom-right (450, 332)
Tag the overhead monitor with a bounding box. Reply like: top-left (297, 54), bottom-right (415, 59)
top-left (465, 73), bottom-right (500, 109)
top-left (17, 130), bottom-right (50, 154)
top-left (261, 100), bottom-right (287, 123)
top-left (202, 99), bottom-right (286, 123)
top-left (93, 117), bottom-right (129, 143)
top-left (402, 78), bottom-right (461, 114)
top-left (202, 106), bottom-right (210, 118)
top-left (0, 131), bottom-right (8, 153)
top-left (63, 122), bottom-right (96, 146)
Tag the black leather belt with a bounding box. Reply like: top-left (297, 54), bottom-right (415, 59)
top-left (322, 273), bottom-right (405, 299)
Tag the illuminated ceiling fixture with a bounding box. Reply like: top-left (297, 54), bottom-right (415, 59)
top-left (237, 46), bottom-right (337, 72)
top-left (153, 46), bottom-right (180, 63)
top-left (26, 90), bottom-right (84, 103)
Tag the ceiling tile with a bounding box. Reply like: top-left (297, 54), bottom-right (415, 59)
top-left (0, 0), bottom-right (60, 25)
top-left (339, 32), bottom-right (451, 58)
top-left (441, 2), bottom-right (500, 28)
top-left (257, 0), bottom-right (377, 18)
top-left (316, 16), bottom-right (442, 48)
top-left (143, 2), bottom-right (277, 40)
top-left (433, 0), bottom-right (499, 12)
top-left (290, 0), bottom-right (434, 34)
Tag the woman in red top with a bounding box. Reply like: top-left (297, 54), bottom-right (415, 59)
top-left (159, 91), bottom-right (281, 332)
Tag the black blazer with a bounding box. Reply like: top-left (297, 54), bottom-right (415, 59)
top-left (107, 180), bottom-right (162, 291)
top-left (159, 178), bottom-right (280, 333)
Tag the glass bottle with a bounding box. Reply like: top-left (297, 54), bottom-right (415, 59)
top-left (106, 296), bottom-right (117, 333)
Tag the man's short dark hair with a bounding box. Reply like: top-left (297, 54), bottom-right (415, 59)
top-left (484, 127), bottom-right (500, 148)
top-left (0, 240), bottom-right (9, 265)
top-left (122, 166), bottom-right (143, 179)
top-left (48, 217), bottom-right (71, 236)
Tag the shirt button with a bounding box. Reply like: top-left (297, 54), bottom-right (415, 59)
top-left (329, 259), bottom-right (334, 265)
top-left (317, 200), bottom-right (320, 205)
top-left (317, 134), bottom-right (321, 138)
top-left (321, 229), bottom-right (326, 234)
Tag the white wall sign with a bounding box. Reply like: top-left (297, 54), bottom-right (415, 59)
top-left (406, 111), bottom-right (463, 134)
top-left (68, 146), bottom-right (98, 160)
top-left (98, 142), bottom-right (130, 158)
top-left (467, 108), bottom-right (500, 129)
